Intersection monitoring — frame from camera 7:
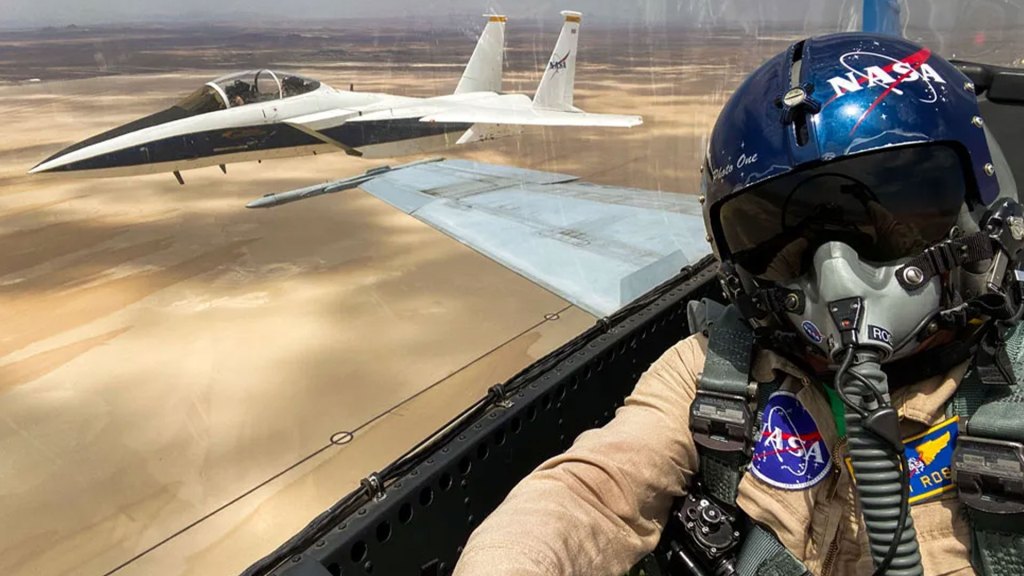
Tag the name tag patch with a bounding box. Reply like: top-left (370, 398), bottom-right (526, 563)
top-left (845, 416), bottom-right (959, 504)
top-left (750, 391), bottom-right (833, 490)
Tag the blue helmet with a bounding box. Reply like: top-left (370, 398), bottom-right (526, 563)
top-left (701, 33), bottom-right (1015, 361)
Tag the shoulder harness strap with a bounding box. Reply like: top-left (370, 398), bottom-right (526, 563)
top-left (685, 300), bottom-right (808, 576)
top-left (736, 526), bottom-right (810, 576)
top-left (951, 324), bottom-right (1024, 576)
top-left (690, 301), bottom-right (755, 505)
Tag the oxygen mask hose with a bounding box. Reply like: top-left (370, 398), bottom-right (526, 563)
top-left (835, 347), bottom-right (922, 576)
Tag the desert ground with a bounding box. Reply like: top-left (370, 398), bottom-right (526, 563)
top-left (11, 18), bottom-right (1003, 576)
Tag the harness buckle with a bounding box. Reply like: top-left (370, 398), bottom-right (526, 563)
top-left (953, 435), bottom-right (1024, 515)
top-left (689, 390), bottom-right (752, 455)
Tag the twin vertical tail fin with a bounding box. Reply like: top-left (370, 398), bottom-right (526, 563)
top-left (532, 11), bottom-right (581, 111)
top-left (454, 14), bottom-right (506, 94)
top-left (862, 0), bottom-right (903, 36)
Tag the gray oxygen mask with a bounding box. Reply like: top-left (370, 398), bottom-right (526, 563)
top-left (782, 241), bottom-right (942, 362)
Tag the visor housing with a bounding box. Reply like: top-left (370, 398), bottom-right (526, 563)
top-left (713, 144), bottom-right (967, 282)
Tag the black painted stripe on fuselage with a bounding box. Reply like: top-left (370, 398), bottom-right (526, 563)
top-left (319, 118), bottom-right (472, 148)
top-left (43, 117), bottom-right (473, 172)
top-left (47, 123), bottom-right (323, 172)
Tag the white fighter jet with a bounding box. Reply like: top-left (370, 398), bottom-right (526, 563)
top-left (29, 11), bottom-right (641, 184)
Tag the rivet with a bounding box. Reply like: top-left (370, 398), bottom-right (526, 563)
top-left (698, 195), bottom-right (706, 204)
top-left (972, 116), bottom-right (984, 128)
top-left (902, 266), bottom-right (925, 286)
top-left (705, 234), bottom-right (713, 243)
top-left (985, 163), bottom-right (996, 176)
top-left (926, 321), bottom-right (939, 335)
top-left (965, 81), bottom-right (975, 93)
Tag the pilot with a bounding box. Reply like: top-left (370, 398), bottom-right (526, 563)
top-left (454, 33), bottom-right (1024, 576)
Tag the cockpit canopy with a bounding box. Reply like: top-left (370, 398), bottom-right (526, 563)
top-left (175, 69), bottom-right (321, 115)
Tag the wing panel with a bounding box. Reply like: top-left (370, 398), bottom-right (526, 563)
top-left (422, 108), bottom-right (642, 127)
top-left (361, 161), bottom-right (709, 316)
top-left (284, 109), bottom-right (359, 131)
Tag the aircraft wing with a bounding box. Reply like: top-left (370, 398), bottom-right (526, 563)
top-left (247, 160), bottom-right (708, 316)
top-left (283, 109), bottom-right (365, 156)
top-left (419, 106), bottom-right (642, 128)
top-left (358, 160), bottom-right (707, 316)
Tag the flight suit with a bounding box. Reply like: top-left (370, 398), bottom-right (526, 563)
top-left (453, 333), bottom-right (973, 576)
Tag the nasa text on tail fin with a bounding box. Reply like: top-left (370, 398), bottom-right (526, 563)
top-left (532, 10), bottom-right (581, 111)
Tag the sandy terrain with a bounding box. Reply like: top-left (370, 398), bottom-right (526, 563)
top-left (0, 23), bottom-right (785, 576)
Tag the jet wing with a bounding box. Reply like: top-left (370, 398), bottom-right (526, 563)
top-left (358, 160), bottom-right (707, 316)
top-left (283, 109), bottom-right (365, 156)
top-left (419, 106), bottom-right (642, 128)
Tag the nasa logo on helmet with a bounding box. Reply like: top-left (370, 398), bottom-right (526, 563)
top-left (751, 391), bottom-right (832, 490)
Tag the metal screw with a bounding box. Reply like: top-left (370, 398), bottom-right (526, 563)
top-left (972, 116), bottom-right (984, 128)
top-left (926, 321), bottom-right (939, 335)
top-left (701, 526), bottom-right (710, 534)
top-left (705, 234), bottom-right (713, 243)
top-left (710, 547), bottom-right (718, 554)
top-left (783, 86), bottom-right (807, 107)
top-left (698, 195), bottom-right (706, 205)
top-left (784, 293), bottom-right (800, 311)
top-left (965, 81), bottom-right (976, 93)
top-left (902, 266), bottom-right (925, 286)
top-left (985, 163), bottom-right (996, 176)
top-left (734, 531), bottom-right (741, 538)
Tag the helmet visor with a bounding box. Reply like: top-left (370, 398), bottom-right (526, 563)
top-left (714, 145), bottom-right (967, 282)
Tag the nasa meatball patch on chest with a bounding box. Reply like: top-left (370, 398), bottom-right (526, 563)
top-left (750, 391), bottom-right (832, 490)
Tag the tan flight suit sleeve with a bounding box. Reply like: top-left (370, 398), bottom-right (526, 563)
top-left (453, 334), bottom-right (706, 576)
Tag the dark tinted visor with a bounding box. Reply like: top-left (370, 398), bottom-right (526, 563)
top-left (714, 145), bottom-right (967, 282)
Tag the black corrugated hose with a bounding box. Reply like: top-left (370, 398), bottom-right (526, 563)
top-left (835, 347), bottom-right (923, 576)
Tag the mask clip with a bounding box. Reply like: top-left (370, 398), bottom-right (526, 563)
top-left (828, 296), bottom-right (863, 348)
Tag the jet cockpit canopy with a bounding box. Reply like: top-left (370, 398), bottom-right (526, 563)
top-left (175, 69), bottom-right (321, 115)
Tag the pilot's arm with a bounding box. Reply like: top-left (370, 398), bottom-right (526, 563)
top-left (453, 335), bottom-right (705, 576)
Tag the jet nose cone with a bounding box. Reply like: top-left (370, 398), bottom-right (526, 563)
top-left (28, 148), bottom-right (78, 174)
top-left (29, 106), bottom-right (186, 176)
top-left (28, 160), bottom-right (56, 174)
top-left (30, 141), bottom-right (85, 175)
